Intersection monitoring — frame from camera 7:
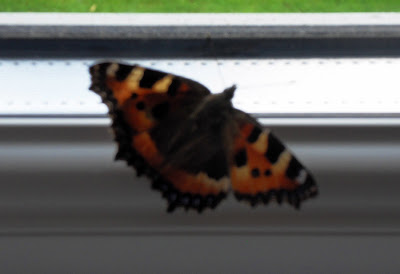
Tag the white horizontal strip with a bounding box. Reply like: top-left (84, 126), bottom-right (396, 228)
top-left (1, 12), bottom-right (400, 26)
top-left (1, 58), bottom-right (400, 116)
top-left (3, 117), bottom-right (400, 127)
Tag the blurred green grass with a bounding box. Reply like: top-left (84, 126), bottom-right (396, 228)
top-left (1, 0), bottom-right (400, 12)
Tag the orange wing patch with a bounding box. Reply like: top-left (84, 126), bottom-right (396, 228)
top-left (132, 132), bottom-right (164, 168)
top-left (231, 123), bottom-right (317, 208)
top-left (132, 132), bottom-right (228, 212)
top-left (155, 168), bottom-right (229, 212)
top-left (91, 63), bottom-right (204, 133)
top-left (104, 64), bottom-right (191, 105)
top-left (162, 168), bottom-right (229, 196)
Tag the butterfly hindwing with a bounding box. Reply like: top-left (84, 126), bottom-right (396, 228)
top-left (133, 120), bottom-right (231, 212)
top-left (90, 63), bottom-right (229, 212)
top-left (230, 110), bottom-right (318, 209)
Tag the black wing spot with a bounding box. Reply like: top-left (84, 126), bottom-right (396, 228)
top-left (247, 126), bottom-right (262, 143)
top-left (139, 69), bottom-right (166, 88)
top-left (167, 78), bottom-right (180, 97)
top-left (286, 157), bottom-right (302, 179)
top-left (152, 102), bottom-right (169, 120)
top-left (265, 134), bottom-right (285, 164)
top-left (234, 149), bottom-right (247, 167)
top-left (251, 168), bottom-right (260, 178)
top-left (202, 153), bottom-right (229, 180)
top-left (115, 64), bottom-right (134, 81)
top-left (264, 169), bottom-right (272, 176)
top-left (136, 101), bottom-right (146, 110)
top-left (131, 93), bottom-right (138, 99)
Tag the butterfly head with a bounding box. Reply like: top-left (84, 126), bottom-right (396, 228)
top-left (187, 85), bottom-right (237, 131)
top-left (221, 85), bottom-right (236, 100)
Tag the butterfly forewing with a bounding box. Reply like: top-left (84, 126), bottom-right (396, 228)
top-left (230, 110), bottom-right (318, 209)
top-left (90, 63), bottom-right (211, 132)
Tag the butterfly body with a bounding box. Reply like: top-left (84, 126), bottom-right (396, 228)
top-left (89, 62), bottom-right (318, 213)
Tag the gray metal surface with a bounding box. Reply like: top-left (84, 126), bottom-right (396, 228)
top-left (1, 236), bottom-right (400, 274)
top-left (3, 13), bottom-right (400, 59)
top-left (3, 13), bottom-right (400, 39)
top-left (1, 122), bottom-right (400, 273)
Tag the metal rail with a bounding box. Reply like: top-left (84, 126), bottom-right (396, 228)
top-left (2, 58), bottom-right (400, 118)
top-left (2, 13), bottom-right (400, 58)
top-left (3, 13), bottom-right (400, 39)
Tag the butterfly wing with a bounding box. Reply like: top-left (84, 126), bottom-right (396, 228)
top-left (89, 62), bottom-right (228, 212)
top-left (90, 62), bottom-right (211, 133)
top-left (230, 110), bottom-right (318, 209)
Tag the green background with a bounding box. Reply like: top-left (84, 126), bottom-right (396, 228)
top-left (1, 0), bottom-right (400, 12)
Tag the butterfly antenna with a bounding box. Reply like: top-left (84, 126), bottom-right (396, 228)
top-left (207, 37), bottom-right (228, 88)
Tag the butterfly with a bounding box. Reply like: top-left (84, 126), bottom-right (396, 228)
top-left (89, 62), bottom-right (318, 213)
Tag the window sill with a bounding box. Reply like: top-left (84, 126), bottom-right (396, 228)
top-left (1, 14), bottom-right (400, 272)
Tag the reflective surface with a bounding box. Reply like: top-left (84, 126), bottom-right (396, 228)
top-left (2, 58), bottom-right (400, 116)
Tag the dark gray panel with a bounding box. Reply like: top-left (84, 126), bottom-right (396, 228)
top-left (0, 236), bottom-right (399, 274)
